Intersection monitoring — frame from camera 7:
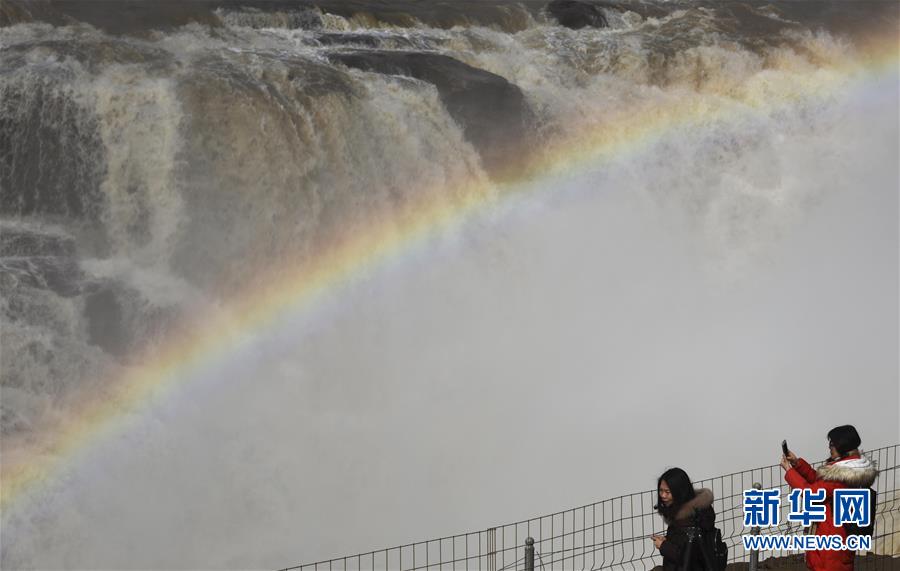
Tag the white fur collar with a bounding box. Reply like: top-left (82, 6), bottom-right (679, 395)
top-left (816, 456), bottom-right (878, 487)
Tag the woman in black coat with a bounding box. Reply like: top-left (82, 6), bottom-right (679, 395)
top-left (650, 467), bottom-right (717, 570)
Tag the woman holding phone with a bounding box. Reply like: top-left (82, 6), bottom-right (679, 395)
top-left (781, 425), bottom-right (877, 571)
top-left (650, 467), bottom-right (718, 570)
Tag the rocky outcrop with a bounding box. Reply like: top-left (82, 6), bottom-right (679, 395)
top-left (315, 32), bottom-right (419, 48)
top-left (0, 224), bottom-right (162, 358)
top-left (546, 0), bottom-right (609, 29)
top-left (0, 257), bottom-right (82, 298)
top-left (80, 279), bottom-right (181, 358)
top-left (1, 0), bottom-right (536, 35)
top-left (306, 0), bottom-right (534, 32)
top-left (0, 0), bottom-right (222, 35)
top-left (83, 285), bottom-right (128, 356)
top-left (329, 51), bottom-right (533, 179)
top-left (0, 226), bottom-right (82, 297)
top-left (315, 33), bottom-right (384, 48)
top-left (0, 0), bottom-right (35, 26)
top-left (0, 227), bottom-right (77, 259)
top-left (214, 6), bottom-right (322, 30)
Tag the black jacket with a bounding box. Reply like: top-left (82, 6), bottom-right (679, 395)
top-left (658, 488), bottom-right (716, 570)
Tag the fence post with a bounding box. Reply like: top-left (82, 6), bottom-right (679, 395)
top-left (524, 537), bottom-right (534, 571)
top-left (749, 482), bottom-right (762, 571)
top-left (487, 528), bottom-right (496, 571)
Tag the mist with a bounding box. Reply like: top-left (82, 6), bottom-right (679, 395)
top-left (2, 53), bottom-right (896, 570)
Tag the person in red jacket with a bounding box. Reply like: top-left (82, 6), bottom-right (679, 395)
top-left (781, 425), bottom-right (878, 571)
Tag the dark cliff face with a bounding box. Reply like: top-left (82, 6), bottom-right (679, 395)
top-left (3, 0), bottom-right (897, 46)
top-left (329, 51), bottom-right (534, 180)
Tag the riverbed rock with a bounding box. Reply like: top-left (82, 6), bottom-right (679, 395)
top-left (546, 0), bottom-right (609, 29)
top-left (329, 51), bottom-right (533, 178)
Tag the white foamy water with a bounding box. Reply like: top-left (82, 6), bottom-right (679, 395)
top-left (1, 2), bottom-right (897, 568)
top-left (3, 63), bottom-right (896, 568)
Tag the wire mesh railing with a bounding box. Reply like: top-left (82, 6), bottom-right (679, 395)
top-left (278, 444), bottom-right (899, 571)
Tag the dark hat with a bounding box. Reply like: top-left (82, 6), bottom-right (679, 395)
top-left (828, 425), bottom-right (861, 455)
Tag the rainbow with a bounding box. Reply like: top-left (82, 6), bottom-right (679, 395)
top-left (2, 40), bottom-right (897, 516)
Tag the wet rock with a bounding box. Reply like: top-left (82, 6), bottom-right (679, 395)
top-left (315, 33), bottom-right (385, 48)
top-left (330, 51), bottom-right (533, 178)
top-left (309, 0), bottom-right (535, 32)
top-left (81, 279), bottom-right (182, 358)
top-left (546, 0), bottom-right (609, 29)
top-left (0, 257), bottom-right (83, 297)
top-left (215, 6), bottom-right (323, 30)
top-left (2, 37), bottom-right (175, 75)
top-left (0, 227), bottom-right (76, 258)
top-left (83, 284), bottom-right (128, 357)
top-left (309, 32), bottom-right (424, 51)
top-left (0, 226), bottom-right (83, 297)
top-left (0, 0), bottom-right (35, 26)
top-left (0, 0), bottom-right (222, 35)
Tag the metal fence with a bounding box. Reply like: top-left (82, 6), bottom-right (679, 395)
top-left (279, 444), bottom-right (899, 571)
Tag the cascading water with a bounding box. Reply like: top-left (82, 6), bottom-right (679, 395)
top-left (1, 1), bottom-right (897, 569)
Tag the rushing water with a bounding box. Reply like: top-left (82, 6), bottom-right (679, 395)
top-left (1, 1), bottom-right (898, 569)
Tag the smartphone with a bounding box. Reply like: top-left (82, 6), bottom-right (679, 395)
top-left (782, 440), bottom-right (790, 456)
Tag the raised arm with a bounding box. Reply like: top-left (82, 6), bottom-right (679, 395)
top-left (784, 457), bottom-right (817, 488)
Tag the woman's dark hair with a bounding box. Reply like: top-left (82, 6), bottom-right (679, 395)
top-left (655, 467), bottom-right (697, 521)
top-left (827, 425), bottom-right (861, 458)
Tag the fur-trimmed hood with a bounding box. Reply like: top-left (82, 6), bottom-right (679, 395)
top-left (816, 456), bottom-right (878, 488)
top-left (671, 488), bottom-right (714, 522)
